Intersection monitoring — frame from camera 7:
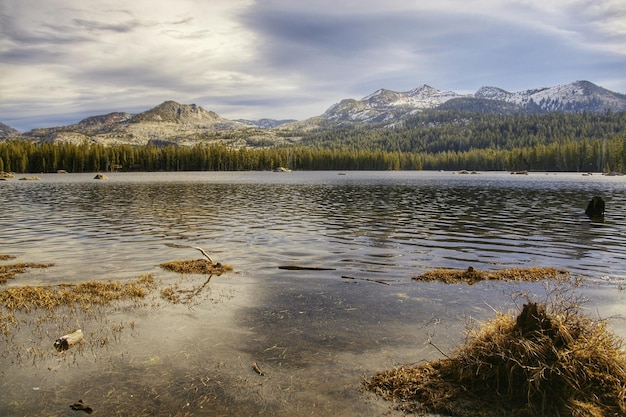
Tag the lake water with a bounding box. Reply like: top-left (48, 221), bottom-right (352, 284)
top-left (1, 171), bottom-right (625, 416)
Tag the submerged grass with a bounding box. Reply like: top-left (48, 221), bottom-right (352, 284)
top-left (0, 274), bottom-right (156, 312)
top-left (365, 302), bottom-right (626, 416)
top-left (0, 262), bottom-right (55, 284)
top-left (413, 266), bottom-right (571, 285)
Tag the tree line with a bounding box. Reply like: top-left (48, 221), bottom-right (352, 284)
top-left (1, 110), bottom-right (624, 173)
top-left (1, 136), bottom-right (623, 173)
top-left (303, 110), bottom-right (626, 154)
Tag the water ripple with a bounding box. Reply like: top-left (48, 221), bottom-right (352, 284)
top-left (1, 172), bottom-right (625, 282)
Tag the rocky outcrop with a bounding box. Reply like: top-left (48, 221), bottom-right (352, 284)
top-left (0, 122), bottom-right (20, 138)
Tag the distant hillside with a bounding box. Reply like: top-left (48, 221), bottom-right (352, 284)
top-left (0, 122), bottom-right (20, 137)
top-left (3, 80), bottom-right (625, 147)
top-left (474, 80), bottom-right (626, 113)
top-left (11, 101), bottom-right (285, 147)
top-left (235, 118), bottom-right (297, 128)
top-left (76, 112), bottom-right (133, 129)
top-left (436, 97), bottom-right (527, 114)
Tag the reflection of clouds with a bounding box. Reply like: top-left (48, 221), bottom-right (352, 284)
top-left (2, 172), bottom-right (625, 415)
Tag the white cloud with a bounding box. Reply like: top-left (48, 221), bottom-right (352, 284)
top-left (1, 0), bottom-right (624, 131)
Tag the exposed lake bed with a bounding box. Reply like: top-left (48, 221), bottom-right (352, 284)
top-left (1, 171), bottom-right (625, 416)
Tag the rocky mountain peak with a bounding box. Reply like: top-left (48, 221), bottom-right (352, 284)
top-left (407, 84), bottom-right (438, 97)
top-left (362, 89), bottom-right (408, 108)
top-left (474, 86), bottom-right (512, 100)
top-left (130, 101), bottom-right (222, 124)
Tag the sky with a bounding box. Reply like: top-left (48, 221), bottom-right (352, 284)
top-left (1, 0), bottom-right (625, 132)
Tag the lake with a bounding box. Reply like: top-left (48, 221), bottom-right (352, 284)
top-left (1, 171), bottom-right (625, 416)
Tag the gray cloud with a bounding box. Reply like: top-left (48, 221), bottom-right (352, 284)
top-left (237, 2), bottom-right (625, 95)
top-left (1, 0), bottom-right (624, 130)
top-left (72, 18), bottom-right (141, 33)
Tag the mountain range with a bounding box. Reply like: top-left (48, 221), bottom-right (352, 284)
top-left (313, 80), bottom-right (626, 126)
top-left (2, 80), bottom-right (625, 146)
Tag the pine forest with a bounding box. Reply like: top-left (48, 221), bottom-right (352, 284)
top-left (1, 110), bottom-right (625, 174)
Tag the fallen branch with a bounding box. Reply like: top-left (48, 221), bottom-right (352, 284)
top-left (278, 265), bottom-right (336, 271)
top-left (194, 247), bottom-right (214, 264)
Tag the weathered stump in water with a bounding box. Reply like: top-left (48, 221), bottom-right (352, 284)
top-left (585, 196), bottom-right (605, 220)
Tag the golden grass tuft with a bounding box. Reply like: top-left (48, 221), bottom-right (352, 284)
top-left (365, 302), bottom-right (626, 416)
top-left (412, 266), bottom-right (570, 285)
top-left (159, 259), bottom-right (233, 275)
top-left (0, 274), bottom-right (156, 312)
top-left (0, 262), bottom-right (55, 284)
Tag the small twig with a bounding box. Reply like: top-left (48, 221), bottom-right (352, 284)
top-left (428, 340), bottom-right (451, 359)
top-left (252, 362), bottom-right (265, 375)
top-left (194, 247), bottom-right (214, 264)
top-left (426, 319), bottom-right (451, 359)
top-left (192, 274), bottom-right (213, 296)
top-left (175, 274), bottom-right (214, 301)
top-left (484, 301), bottom-right (498, 314)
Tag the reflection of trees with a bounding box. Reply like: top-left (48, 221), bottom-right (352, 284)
top-left (302, 182), bottom-right (619, 269)
top-left (161, 274), bottom-right (213, 305)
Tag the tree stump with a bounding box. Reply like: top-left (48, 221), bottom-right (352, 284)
top-left (585, 196), bottom-right (605, 219)
top-left (515, 303), bottom-right (553, 339)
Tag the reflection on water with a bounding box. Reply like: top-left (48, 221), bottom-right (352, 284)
top-left (2, 171), bottom-right (625, 281)
top-left (1, 171), bottom-right (625, 415)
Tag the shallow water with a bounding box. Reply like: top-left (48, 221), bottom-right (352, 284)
top-left (1, 171), bottom-right (625, 416)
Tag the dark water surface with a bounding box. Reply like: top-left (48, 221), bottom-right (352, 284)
top-left (1, 171), bottom-right (625, 416)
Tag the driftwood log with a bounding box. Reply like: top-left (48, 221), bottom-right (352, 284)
top-left (54, 329), bottom-right (84, 351)
top-left (278, 265), bottom-right (335, 271)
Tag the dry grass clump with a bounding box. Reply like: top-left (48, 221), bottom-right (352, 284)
top-left (413, 266), bottom-right (570, 285)
top-left (0, 262), bottom-right (55, 283)
top-left (365, 302), bottom-right (626, 416)
top-left (159, 259), bottom-right (233, 275)
top-left (0, 274), bottom-right (156, 312)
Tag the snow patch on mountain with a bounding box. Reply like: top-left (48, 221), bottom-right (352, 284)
top-left (320, 80), bottom-right (626, 125)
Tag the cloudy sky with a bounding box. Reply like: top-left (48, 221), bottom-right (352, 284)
top-left (1, 0), bottom-right (625, 131)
